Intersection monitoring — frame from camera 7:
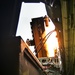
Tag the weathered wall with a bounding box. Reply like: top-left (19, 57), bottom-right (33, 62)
top-left (61, 0), bottom-right (75, 75)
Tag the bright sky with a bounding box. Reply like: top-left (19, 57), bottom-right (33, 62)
top-left (16, 2), bottom-right (47, 42)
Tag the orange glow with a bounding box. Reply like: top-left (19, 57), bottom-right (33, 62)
top-left (44, 19), bottom-right (59, 57)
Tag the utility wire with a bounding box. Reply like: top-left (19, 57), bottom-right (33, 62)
top-left (36, 30), bottom-right (54, 54)
top-left (33, 29), bottom-right (55, 54)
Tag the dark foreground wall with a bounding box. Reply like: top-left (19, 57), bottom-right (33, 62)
top-left (0, 37), bottom-right (21, 75)
top-left (0, 0), bottom-right (22, 37)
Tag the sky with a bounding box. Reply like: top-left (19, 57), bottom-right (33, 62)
top-left (16, 2), bottom-right (47, 42)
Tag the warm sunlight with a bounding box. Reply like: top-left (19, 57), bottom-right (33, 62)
top-left (43, 18), bottom-right (59, 57)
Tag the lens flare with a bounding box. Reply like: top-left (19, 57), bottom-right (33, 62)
top-left (44, 19), bottom-right (59, 57)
